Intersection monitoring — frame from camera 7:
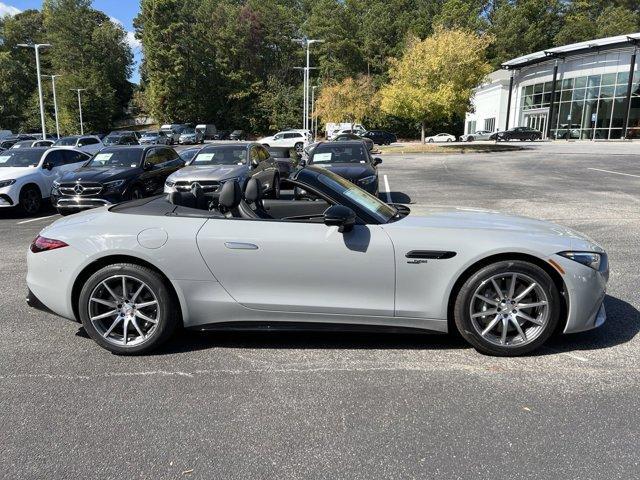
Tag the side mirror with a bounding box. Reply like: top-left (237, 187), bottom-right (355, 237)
top-left (373, 157), bottom-right (382, 166)
top-left (250, 159), bottom-right (259, 169)
top-left (43, 161), bottom-right (53, 171)
top-left (324, 205), bottom-right (356, 233)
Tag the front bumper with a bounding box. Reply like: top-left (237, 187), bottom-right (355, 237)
top-left (0, 186), bottom-right (18, 207)
top-left (51, 191), bottom-right (125, 212)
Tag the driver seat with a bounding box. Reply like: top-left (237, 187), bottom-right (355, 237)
top-left (218, 180), bottom-right (243, 217)
top-left (238, 178), bottom-right (271, 219)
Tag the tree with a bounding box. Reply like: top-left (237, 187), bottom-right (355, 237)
top-left (380, 28), bottom-right (492, 142)
top-left (314, 76), bottom-right (380, 127)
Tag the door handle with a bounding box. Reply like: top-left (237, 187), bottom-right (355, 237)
top-left (225, 242), bottom-right (259, 250)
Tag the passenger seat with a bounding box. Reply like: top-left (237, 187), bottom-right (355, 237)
top-left (238, 178), bottom-right (271, 219)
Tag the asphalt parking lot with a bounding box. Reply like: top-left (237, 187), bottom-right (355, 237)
top-left (1, 142), bottom-right (639, 479)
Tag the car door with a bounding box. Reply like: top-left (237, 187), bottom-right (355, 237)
top-left (139, 148), bottom-right (163, 194)
top-left (248, 146), bottom-right (269, 189)
top-left (40, 149), bottom-right (67, 196)
top-left (196, 218), bottom-right (395, 316)
top-left (157, 147), bottom-right (183, 183)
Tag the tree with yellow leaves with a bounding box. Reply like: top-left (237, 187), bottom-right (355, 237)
top-left (314, 76), bottom-right (380, 129)
top-left (380, 28), bottom-right (493, 143)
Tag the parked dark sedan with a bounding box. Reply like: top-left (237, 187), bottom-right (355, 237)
top-left (303, 141), bottom-right (381, 195)
top-left (332, 133), bottom-right (374, 151)
top-left (212, 130), bottom-right (231, 140)
top-left (1, 134), bottom-right (37, 149)
top-left (51, 145), bottom-right (184, 215)
top-left (362, 130), bottom-right (397, 145)
top-left (103, 132), bottom-right (139, 146)
top-left (492, 127), bottom-right (542, 141)
top-left (229, 130), bottom-right (246, 141)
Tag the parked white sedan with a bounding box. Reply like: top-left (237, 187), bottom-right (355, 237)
top-left (258, 131), bottom-right (307, 153)
top-left (425, 133), bottom-right (456, 143)
top-left (0, 147), bottom-right (91, 214)
top-left (53, 135), bottom-right (104, 154)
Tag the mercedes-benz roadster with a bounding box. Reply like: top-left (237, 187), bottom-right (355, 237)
top-left (26, 166), bottom-right (608, 356)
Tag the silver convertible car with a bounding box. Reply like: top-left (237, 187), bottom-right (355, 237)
top-left (26, 167), bottom-right (608, 356)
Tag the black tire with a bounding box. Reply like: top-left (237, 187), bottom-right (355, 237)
top-left (269, 174), bottom-right (280, 199)
top-left (128, 186), bottom-right (144, 200)
top-left (294, 142), bottom-right (303, 154)
top-left (18, 185), bottom-right (42, 215)
top-left (467, 136), bottom-right (474, 142)
top-left (78, 263), bottom-right (179, 355)
top-left (453, 260), bottom-right (560, 356)
top-left (447, 138), bottom-right (453, 142)
top-left (428, 138), bottom-right (434, 143)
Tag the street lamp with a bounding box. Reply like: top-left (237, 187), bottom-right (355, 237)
top-left (42, 74), bottom-right (62, 139)
top-left (70, 88), bottom-right (87, 135)
top-left (292, 38), bottom-right (324, 132)
top-left (311, 85), bottom-right (318, 141)
top-left (17, 43), bottom-right (51, 139)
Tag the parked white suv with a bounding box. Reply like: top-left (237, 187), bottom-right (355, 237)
top-left (0, 147), bottom-right (91, 214)
top-left (258, 131), bottom-right (307, 153)
top-left (53, 135), bottom-right (103, 154)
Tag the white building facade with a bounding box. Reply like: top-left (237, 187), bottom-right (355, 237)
top-left (465, 33), bottom-right (640, 140)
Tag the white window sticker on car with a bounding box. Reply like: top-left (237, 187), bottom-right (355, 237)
top-left (94, 153), bottom-right (113, 164)
top-left (313, 153), bottom-right (332, 162)
top-left (0, 156), bottom-right (10, 163)
top-left (194, 153), bottom-right (215, 162)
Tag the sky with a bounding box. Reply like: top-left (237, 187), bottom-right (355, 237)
top-left (0, 1), bottom-right (143, 83)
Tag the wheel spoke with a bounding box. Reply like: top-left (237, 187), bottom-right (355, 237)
top-left (90, 309), bottom-right (118, 321)
top-left (518, 301), bottom-right (547, 309)
top-left (490, 278), bottom-right (504, 299)
top-left (122, 318), bottom-right (129, 345)
top-left (472, 308), bottom-right (498, 318)
top-left (130, 283), bottom-right (145, 303)
top-left (507, 274), bottom-right (517, 299)
top-left (481, 315), bottom-right (502, 336)
top-left (102, 281), bottom-right (119, 301)
top-left (130, 318), bottom-right (145, 338)
top-left (135, 300), bottom-right (157, 309)
top-left (474, 294), bottom-right (498, 306)
top-left (516, 311), bottom-right (544, 326)
top-left (135, 310), bottom-right (157, 324)
top-left (122, 276), bottom-right (127, 299)
top-left (514, 283), bottom-right (536, 302)
top-left (90, 297), bottom-right (116, 308)
top-left (500, 317), bottom-right (509, 344)
top-left (510, 317), bottom-right (527, 342)
top-left (103, 316), bottom-right (122, 337)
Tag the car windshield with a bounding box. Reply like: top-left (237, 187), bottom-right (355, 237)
top-left (180, 149), bottom-right (200, 163)
top-left (311, 144), bottom-right (368, 164)
top-left (0, 149), bottom-right (42, 167)
top-left (182, 128), bottom-right (195, 135)
top-left (85, 150), bottom-right (142, 168)
top-left (103, 135), bottom-right (122, 142)
top-left (190, 146), bottom-right (246, 166)
top-left (142, 132), bottom-right (159, 138)
top-left (316, 170), bottom-right (397, 223)
top-left (54, 137), bottom-right (77, 146)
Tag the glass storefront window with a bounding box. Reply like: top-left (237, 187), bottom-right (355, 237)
top-left (561, 90), bottom-right (572, 101)
top-left (562, 78), bottom-right (574, 89)
top-left (615, 84), bottom-right (628, 97)
top-left (586, 87), bottom-right (600, 99)
top-left (573, 88), bottom-right (586, 101)
top-left (588, 75), bottom-right (601, 88)
top-left (600, 85), bottom-right (615, 98)
top-left (543, 81), bottom-right (553, 93)
top-left (525, 85), bottom-right (534, 96)
top-left (601, 73), bottom-right (617, 85)
top-left (596, 98), bottom-right (613, 129)
top-left (534, 83), bottom-right (543, 94)
top-left (610, 98), bottom-right (626, 128)
top-left (574, 76), bottom-right (587, 88)
top-left (617, 71), bottom-right (629, 85)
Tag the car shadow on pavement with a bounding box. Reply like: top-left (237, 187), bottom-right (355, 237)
top-left (544, 295), bottom-right (639, 354)
top-left (385, 192), bottom-right (412, 204)
top-left (0, 204), bottom-right (57, 220)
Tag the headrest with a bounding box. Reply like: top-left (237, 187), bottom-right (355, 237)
top-left (219, 180), bottom-right (242, 209)
top-left (169, 191), bottom-right (196, 208)
top-left (244, 178), bottom-right (262, 204)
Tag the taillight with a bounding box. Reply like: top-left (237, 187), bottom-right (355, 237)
top-left (30, 236), bottom-right (68, 253)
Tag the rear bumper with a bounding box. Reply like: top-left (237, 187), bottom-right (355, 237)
top-left (26, 288), bottom-right (55, 315)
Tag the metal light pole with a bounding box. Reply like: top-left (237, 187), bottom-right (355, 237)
top-left (293, 38), bottom-right (324, 132)
top-left (70, 88), bottom-right (87, 135)
top-left (42, 74), bottom-right (61, 139)
top-left (311, 85), bottom-right (318, 141)
top-left (17, 43), bottom-right (51, 139)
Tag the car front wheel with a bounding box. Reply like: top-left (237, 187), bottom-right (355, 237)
top-left (453, 260), bottom-right (560, 356)
top-left (19, 185), bottom-right (42, 215)
top-left (78, 263), bottom-right (179, 355)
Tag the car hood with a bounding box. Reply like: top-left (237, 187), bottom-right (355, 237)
top-left (311, 163), bottom-right (374, 179)
top-left (386, 207), bottom-right (603, 250)
top-left (168, 164), bottom-right (248, 182)
top-left (0, 166), bottom-right (36, 180)
top-left (59, 166), bottom-right (141, 183)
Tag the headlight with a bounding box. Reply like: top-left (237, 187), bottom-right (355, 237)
top-left (104, 179), bottom-right (126, 192)
top-left (558, 251), bottom-right (603, 271)
top-left (0, 179), bottom-right (17, 188)
top-left (165, 180), bottom-right (175, 188)
top-left (358, 175), bottom-right (377, 185)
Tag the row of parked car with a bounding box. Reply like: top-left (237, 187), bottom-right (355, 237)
top-left (0, 136), bottom-right (383, 217)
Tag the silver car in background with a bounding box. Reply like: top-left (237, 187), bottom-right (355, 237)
top-left (459, 130), bottom-right (494, 142)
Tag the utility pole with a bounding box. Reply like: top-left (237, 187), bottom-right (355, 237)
top-left (70, 88), bottom-right (87, 135)
top-left (42, 74), bottom-right (62, 139)
top-left (311, 85), bottom-right (318, 141)
top-left (17, 43), bottom-right (51, 139)
top-left (292, 38), bottom-right (324, 133)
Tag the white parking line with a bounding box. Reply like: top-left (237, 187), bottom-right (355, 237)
top-left (588, 167), bottom-right (640, 178)
top-left (383, 174), bottom-right (392, 203)
top-left (16, 214), bottom-right (59, 225)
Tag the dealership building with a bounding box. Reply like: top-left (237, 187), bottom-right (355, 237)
top-left (465, 33), bottom-right (640, 140)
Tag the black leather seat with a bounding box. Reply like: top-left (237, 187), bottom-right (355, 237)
top-left (218, 180), bottom-right (243, 217)
top-left (238, 178), bottom-right (271, 219)
top-left (168, 184), bottom-right (209, 211)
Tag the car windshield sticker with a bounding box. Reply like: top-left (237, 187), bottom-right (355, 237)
top-left (194, 153), bottom-right (215, 162)
top-left (94, 153), bottom-right (113, 165)
top-left (314, 152), bottom-right (332, 162)
top-left (0, 155), bottom-right (10, 164)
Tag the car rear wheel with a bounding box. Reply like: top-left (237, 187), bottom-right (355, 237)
top-left (453, 260), bottom-right (560, 356)
top-left (428, 138), bottom-right (434, 143)
top-left (78, 263), bottom-right (179, 355)
top-left (19, 185), bottom-right (42, 215)
top-left (467, 136), bottom-right (474, 142)
top-left (294, 142), bottom-right (303, 154)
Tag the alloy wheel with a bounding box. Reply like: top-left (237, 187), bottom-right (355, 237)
top-left (468, 272), bottom-right (550, 347)
top-left (88, 275), bottom-right (160, 347)
top-left (21, 188), bottom-right (41, 214)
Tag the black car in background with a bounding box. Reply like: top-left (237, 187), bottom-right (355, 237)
top-left (332, 132), bottom-right (374, 151)
top-left (362, 130), bottom-right (397, 145)
top-left (492, 126), bottom-right (542, 141)
top-left (0, 134), bottom-right (38, 149)
top-left (303, 141), bottom-right (382, 195)
top-left (229, 130), bottom-right (246, 140)
top-left (212, 130), bottom-right (231, 140)
top-left (51, 145), bottom-right (184, 215)
top-left (103, 131), bottom-right (139, 146)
